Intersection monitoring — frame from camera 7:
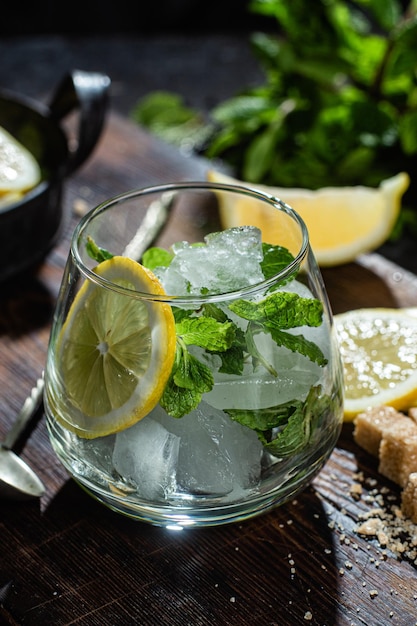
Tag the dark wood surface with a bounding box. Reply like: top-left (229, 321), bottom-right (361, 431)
top-left (1, 113), bottom-right (417, 626)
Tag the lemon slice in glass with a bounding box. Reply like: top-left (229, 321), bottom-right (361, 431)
top-left (207, 169), bottom-right (409, 267)
top-left (57, 256), bottom-right (176, 438)
top-left (335, 308), bottom-right (417, 421)
top-left (0, 126), bottom-right (41, 195)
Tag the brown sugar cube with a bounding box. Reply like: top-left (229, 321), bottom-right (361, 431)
top-left (353, 406), bottom-right (409, 457)
top-left (409, 407), bottom-right (417, 424)
top-left (379, 425), bottom-right (417, 487)
top-left (401, 472), bottom-right (417, 523)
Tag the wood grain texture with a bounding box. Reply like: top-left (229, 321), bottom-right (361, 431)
top-left (1, 114), bottom-right (417, 626)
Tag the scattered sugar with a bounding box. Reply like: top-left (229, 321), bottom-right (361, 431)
top-left (351, 473), bottom-right (417, 564)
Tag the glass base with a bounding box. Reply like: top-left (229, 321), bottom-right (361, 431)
top-left (48, 420), bottom-right (339, 528)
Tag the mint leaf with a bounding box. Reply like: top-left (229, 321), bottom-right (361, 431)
top-left (172, 306), bottom-right (193, 323)
top-left (160, 379), bottom-right (202, 418)
top-left (269, 327), bottom-right (327, 366)
top-left (229, 291), bottom-right (323, 329)
top-left (260, 243), bottom-right (296, 281)
top-left (131, 91), bottom-right (213, 152)
top-left (264, 386), bottom-right (331, 457)
top-left (142, 246), bottom-right (173, 270)
top-left (264, 401), bottom-right (310, 457)
top-left (86, 236), bottom-right (113, 263)
top-left (172, 345), bottom-right (213, 392)
top-left (176, 316), bottom-right (236, 352)
top-left (199, 304), bottom-right (246, 374)
top-left (160, 341), bottom-right (214, 418)
top-left (215, 344), bottom-right (245, 375)
top-left (201, 303), bottom-right (228, 322)
top-left (225, 399), bottom-right (301, 432)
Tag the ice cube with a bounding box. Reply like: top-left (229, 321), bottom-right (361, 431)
top-left (152, 401), bottom-right (263, 496)
top-left (155, 226), bottom-right (265, 296)
top-left (112, 418), bottom-right (180, 501)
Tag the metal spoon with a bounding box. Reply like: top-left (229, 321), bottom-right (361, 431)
top-left (0, 377), bottom-right (45, 500)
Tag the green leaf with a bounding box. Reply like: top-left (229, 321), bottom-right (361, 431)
top-left (142, 246), bottom-right (173, 270)
top-left (264, 402), bottom-right (309, 457)
top-left (212, 95), bottom-right (274, 130)
top-left (399, 110), bottom-right (417, 155)
top-left (201, 303), bottom-right (228, 323)
top-left (200, 306), bottom-right (246, 374)
top-left (86, 236), bottom-right (113, 263)
top-left (176, 316), bottom-right (236, 352)
top-left (229, 291), bottom-right (324, 330)
top-left (264, 385), bottom-right (327, 457)
top-left (244, 124), bottom-right (282, 182)
top-left (160, 343), bottom-right (214, 418)
top-left (131, 91), bottom-right (212, 150)
top-left (160, 378), bottom-right (202, 418)
top-left (215, 343), bottom-right (245, 376)
top-left (225, 399), bottom-right (301, 432)
top-left (132, 91), bottom-right (185, 126)
top-left (260, 243), bottom-right (296, 281)
top-left (269, 327), bottom-right (327, 366)
top-left (172, 349), bottom-right (213, 393)
top-left (353, 0), bottom-right (402, 31)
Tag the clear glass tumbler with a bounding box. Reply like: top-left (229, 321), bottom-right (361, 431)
top-left (44, 182), bottom-right (344, 528)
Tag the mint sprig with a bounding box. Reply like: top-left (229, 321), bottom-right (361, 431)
top-left (226, 385), bottom-right (338, 459)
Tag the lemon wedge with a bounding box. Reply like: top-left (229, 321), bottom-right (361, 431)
top-left (207, 169), bottom-right (410, 267)
top-left (335, 308), bottom-right (417, 421)
top-left (56, 256), bottom-right (176, 439)
top-left (0, 126), bottom-right (41, 200)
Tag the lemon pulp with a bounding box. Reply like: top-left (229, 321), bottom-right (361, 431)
top-left (335, 308), bottom-right (417, 421)
top-left (0, 126), bottom-right (41, 207)
top-left (56, 256), bottom-right (176, 438)
top-left (207, 169), bottom-right (409, 267)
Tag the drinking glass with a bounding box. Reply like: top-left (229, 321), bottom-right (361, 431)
top-left (44, 182), bottom-right (344, 528)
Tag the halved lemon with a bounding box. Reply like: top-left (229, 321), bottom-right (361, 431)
top-left (335, 308), bottom-right (417, 421)
top-left (56, 256), bottom-right (176, 438)
top-left (0, 126), bottom-right (41, 197)
top-left (207, 169), bottom-right (410, 267)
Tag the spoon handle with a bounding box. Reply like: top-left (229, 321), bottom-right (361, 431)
top-left (122, 191), bottom-right (175, 260)
top-left (2, 376), bottom-right (44, 451)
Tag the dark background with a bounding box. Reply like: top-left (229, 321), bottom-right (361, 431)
top-left (1, 1), bottom-right (273, 36)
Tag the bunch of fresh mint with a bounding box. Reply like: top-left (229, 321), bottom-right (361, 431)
top-left (132, 0), bottom-right (417, 235)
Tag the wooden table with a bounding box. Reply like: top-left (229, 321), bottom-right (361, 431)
top-left (1, 113), bottom-right (417, 626)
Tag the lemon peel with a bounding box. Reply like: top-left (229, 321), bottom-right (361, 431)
top-left (335, 308), bottom-right (417, 421)
top-left (56, 256), bottom-right (176, 439)
top-left (207, 169), bottom-right (410, 267)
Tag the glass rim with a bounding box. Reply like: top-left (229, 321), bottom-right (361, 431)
top-left (71, 181), bottom-right (311, 304)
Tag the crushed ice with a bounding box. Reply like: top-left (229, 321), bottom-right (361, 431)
top-left (154, 226), bottom-right (265, 295)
